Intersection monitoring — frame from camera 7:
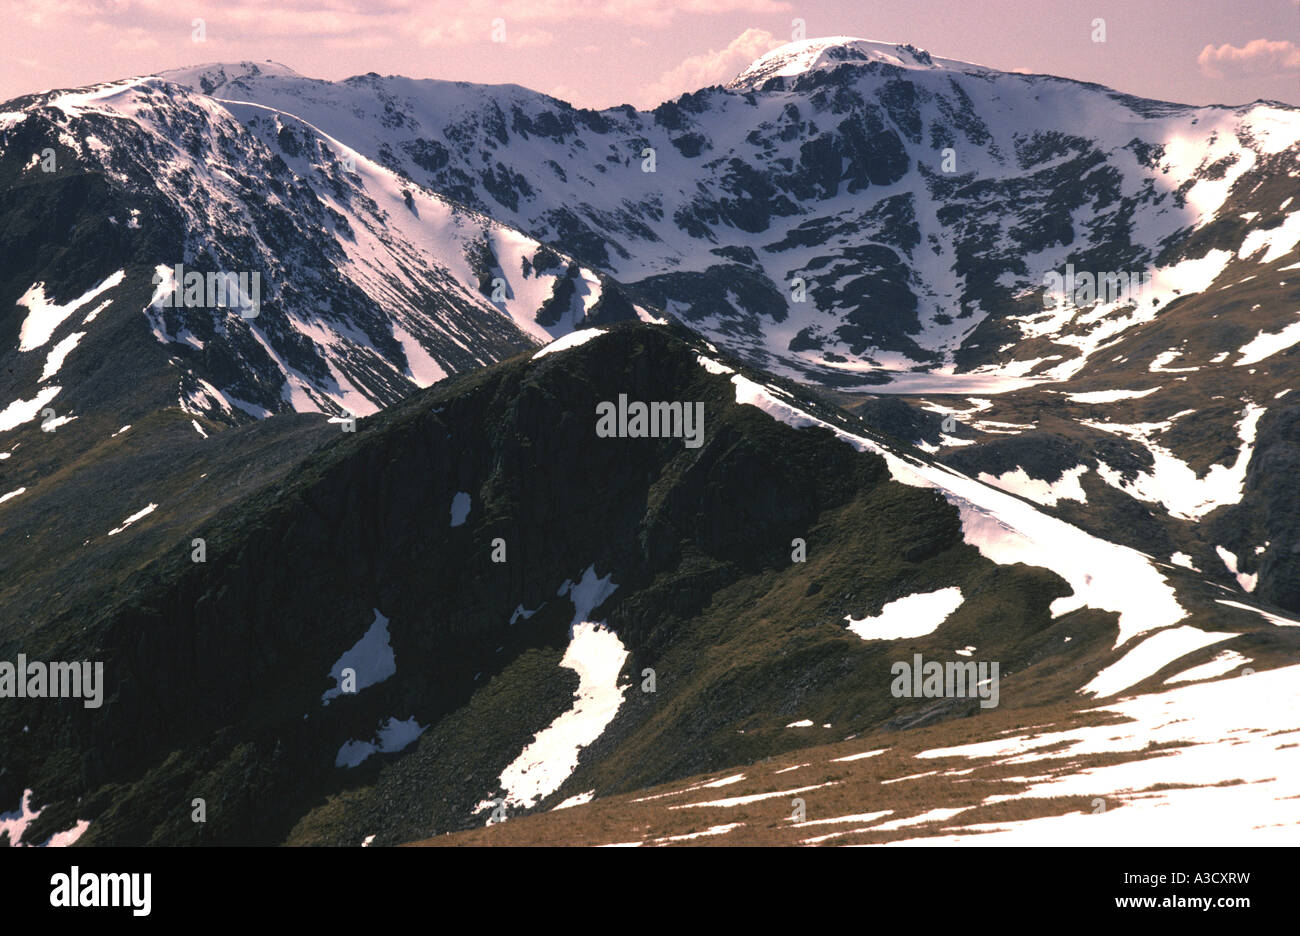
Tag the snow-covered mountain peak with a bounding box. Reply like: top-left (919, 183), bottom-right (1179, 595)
top-left (727, 36), bottom-right (940, 90)
top-left (155, 60), bottom-right (305, 95)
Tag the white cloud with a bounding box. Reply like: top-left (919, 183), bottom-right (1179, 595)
top-left (641, 27), bottom-right (783, 105)
top-left (1198, 38), bottom-right (1300, 79)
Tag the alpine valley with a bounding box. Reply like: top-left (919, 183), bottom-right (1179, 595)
top-left (1, 37), bottom-right (1298, 847)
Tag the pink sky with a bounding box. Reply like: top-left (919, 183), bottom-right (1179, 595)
top-left (3, 0), bottom-right (1297, 108)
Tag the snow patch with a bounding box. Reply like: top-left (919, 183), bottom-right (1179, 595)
top-left (907, 663), bottom-right (1300, 844)
top-left (671, 782), bottom-right (836, 810)
top-left (697, 355), bottom-right (735, 375)
top-left (1064, 387), bottom-right (1159, 404)
top-left (107, 502), bottom-right (157, 535)
top-left (871, 807), bottom-right (969, 831)
top-left (845, 587), bottom-right (964, 641)
top-left (0, 386), bottom-right (62, 433)
top-left (335, 716), bottom-right (425, 768)
top-left (16, 270), bottom-right (124, 351)
top-left (1090, 403), bottom-right (1264, 521)
top-left (1148, 349), bottom-right (1198, 373)
top-left (977, 465), bottom-right (1087, 506)
top-left (1238, 209), bottom-right (1300, 264)
top-left (1082, 626), bottom-right (1237, 698)
top-left (1, 790), bottom-right (90, 847)
top-left (39, 332), bottom-right (86, 381)
top-left (450, 491), bottom-right (471, 527)
top-left (322, 608), bottom-right (397, 703)
top-left (1233, 318), bottom-right (1300, 367)
top-left (792, 810), bottom-right (893, 828)
top-left (532, 328), bottom-right (606, 360)
top-left (552, 790), bottom-right (595, 810)
top-left (1216, 545), bottom-right (1257, 592)
top-left (832, 749), bottom-right (887, 763)
top-left (1214, 599), bottom-right (1300, 628)
top-left (478, 566), bottom-right (626, 812)
top-left (1165, 649), bottom-right (1250, 684)
top-left (651, 822), bottom-right (743, 843)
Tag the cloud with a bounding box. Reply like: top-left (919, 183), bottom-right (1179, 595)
top-left (1198, 38), bottom-right (1300, 79)
top-left (641, 27), bottom-right (784, 105)
top-left (548, 83), bottom-right (584, 104)
top-left (17, 0), bottom-right (793, 57)
top-left (85, 20), bottom-right (161, 52)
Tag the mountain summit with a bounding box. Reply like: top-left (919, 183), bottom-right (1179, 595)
top-left (1, 40), bottom-right (1298, 847)
top-left (728, 36), bottom-right (944, 90)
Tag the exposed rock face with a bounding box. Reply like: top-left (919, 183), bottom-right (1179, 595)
top-left (1214, 405), bottom-right (1300, 611)
top-left (1, 325), bottom-right (1074, 845)
top-left (2, 40), bottom-right (1299, 846)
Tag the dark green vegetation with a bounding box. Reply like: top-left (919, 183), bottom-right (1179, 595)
top-left (3, 323), bottom-right (1106, 845)
top-left (3, 47), bottom-right (1297, 847)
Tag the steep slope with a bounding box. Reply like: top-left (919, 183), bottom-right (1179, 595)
top-left (3, 43), bottom-right (1298, 847)
top-left (0, 71), bottom-right (640, 650)
top-left (118, 47), bottom-right (1300, 610)
top-left (153, 48), bottom-right (1300, 386)
top-left (2, 323), bottom-right (1294, 846)
top-left (0, 71), bottom-right (630, 431)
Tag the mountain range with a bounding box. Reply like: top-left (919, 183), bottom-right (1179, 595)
top-left (1, 37), bottom-right (1297, 846)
